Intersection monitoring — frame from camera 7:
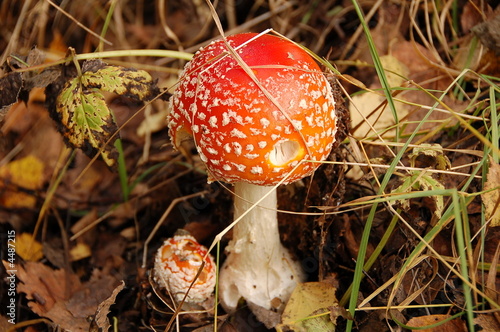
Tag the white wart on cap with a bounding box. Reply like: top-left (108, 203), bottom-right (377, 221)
top-left (168, 32), bottom-right (337, 185)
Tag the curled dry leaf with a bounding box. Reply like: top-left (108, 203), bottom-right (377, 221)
top-left (0, 71), bottom-right (22, 115)
top-left (349, 55), bottom-right (410, 139)
top-left (89, 281), bottom-right (125, 332)
top-left (391, 144), bottom-right (448, 219)
top-left (3, 260), bottom-right (86, 331)
top-left (0, 47), bottom-right (60, 114)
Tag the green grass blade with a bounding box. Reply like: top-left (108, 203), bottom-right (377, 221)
top-left (350, 0), bottom-right (400, 142)
top-left (453, 193), bottom-right (475, 331)
top-left (114, 138), bottom-right (130, 201)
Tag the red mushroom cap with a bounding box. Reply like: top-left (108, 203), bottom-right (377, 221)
top-left (153, 234), bottom-right (216, 303)
top-left (168, 32), bottom-right (337, 185)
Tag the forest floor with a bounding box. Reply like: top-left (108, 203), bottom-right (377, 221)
top-left (1, 0), bottom-right (499, 331)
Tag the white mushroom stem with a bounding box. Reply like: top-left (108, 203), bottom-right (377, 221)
top-left (218, 182), bottom-right (305, 312)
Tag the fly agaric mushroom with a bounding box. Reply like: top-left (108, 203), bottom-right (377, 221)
top-left (168, 32), bottom-right (337, 313)
top-left (153, 232), bottom-right (216, 304)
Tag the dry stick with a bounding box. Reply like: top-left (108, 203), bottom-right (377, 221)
top-left (320, 160), bottom-right (483, 179)
top-left (36, 0), bottom-right (50, 48)
top-left (0, 143), bottom-right (23, 167)
top-left (32, 148), bottom-right (75, 256)
top-left (106, 0), bottom-right (128, 53)
top-left (51, 208), bottom-right (73, 299)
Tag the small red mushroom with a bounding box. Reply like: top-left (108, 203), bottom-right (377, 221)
top-left (153, 233), bottom-right (216, 304)
top-left (168, 32), bottom-right (337, 314)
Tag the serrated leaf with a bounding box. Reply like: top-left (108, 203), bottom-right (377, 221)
top-left (82, 65), bottom-right (159, 101)
top-left (57, 79), bottom-right (118, 166)
top-left (54, 61), bottom-right (160, 167)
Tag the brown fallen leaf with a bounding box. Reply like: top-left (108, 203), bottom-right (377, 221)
top-left (2, 260), bottom-right (86, 331)
top-left (0, 47), bottom-right (61, 113)
top-left (89, 280), bottom-right (125, 331)
top-left (406, 314), bottom-right (467, 332)
top-left (472, 13), bottom-right (500, 56)
top-left (66, 269), bottom-right (121, 318)
top-left (69, 242), bottom-right (92, 262)
top-left (485, 243), bottom-right (500, 304)
top-left (474, 313), bottom-right (500, 332)
top-left (460, 1), bottom-right (492, 33)
top-left (3, 261), bottom-right (121, 332)
top-left (0, 70), bottom-right (22, 114)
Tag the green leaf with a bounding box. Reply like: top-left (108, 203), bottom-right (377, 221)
top-left (57, 78), bottom-right (118, 166)
top-left (82, 65), bottom-right (159, 101)
top-left (54, 61), bottom-right (160, 167)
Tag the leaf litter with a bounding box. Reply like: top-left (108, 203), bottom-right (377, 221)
top-left (1, 261), bottom-right (122, 332)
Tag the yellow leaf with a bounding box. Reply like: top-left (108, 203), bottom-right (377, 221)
top-left (482, 159), bottom-right (500, 227)
top-left (0, 155), bottom-right (44, 209)
top-left (16, 233), bottom-right (44, 262)
top-left (70, 242), bottom-right (91, 261)
top-left (277, 282), bottom-right (338, 332)
top-left (380, 54), bottom-right (410, 87)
